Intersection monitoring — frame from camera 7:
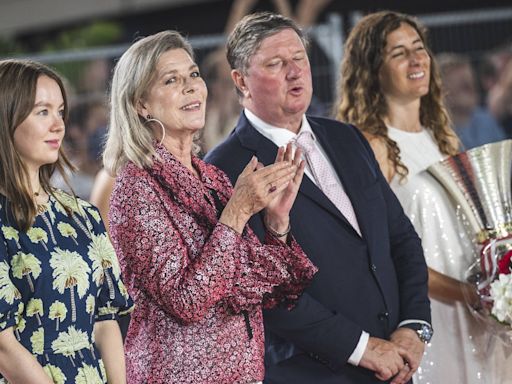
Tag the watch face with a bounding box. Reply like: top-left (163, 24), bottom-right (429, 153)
top-left (418, 324), bottom-right (434, 343)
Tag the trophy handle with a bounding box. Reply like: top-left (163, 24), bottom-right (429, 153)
top-left (428, 164), bottom-right (482, 235)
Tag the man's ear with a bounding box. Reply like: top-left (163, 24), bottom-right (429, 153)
top-left (231, 69), bottom-right (249, 98)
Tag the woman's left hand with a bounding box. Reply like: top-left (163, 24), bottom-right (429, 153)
top-left (264, 143), bottom-right (305, 233)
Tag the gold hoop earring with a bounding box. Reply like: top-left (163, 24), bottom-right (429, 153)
top-left (145, 114), bottom-right (166, 145)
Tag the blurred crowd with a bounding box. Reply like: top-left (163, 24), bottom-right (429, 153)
top-left (438, 47), bottom-right (512, 150)
top-left (50, 1), bottom-right (512, 200)
top-left (2, 1), bottom-right (512, 381)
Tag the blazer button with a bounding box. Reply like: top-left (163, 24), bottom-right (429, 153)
top-left (378, 312), bottom-right (389, 321)
top-left (370, 263), bottom-right (377, 272)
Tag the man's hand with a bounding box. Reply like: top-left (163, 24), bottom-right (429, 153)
top-left (358, 337), bottom-right (406, 381)
top-left (389, 327), bottom-right (425, 384)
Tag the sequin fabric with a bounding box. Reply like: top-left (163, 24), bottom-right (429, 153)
top-left (387, 127), bottom-right (497, 384)
top-left (109, 143), bottom-right (317, 384)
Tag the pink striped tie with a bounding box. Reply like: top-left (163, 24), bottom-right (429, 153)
top-left (295, 131), bottom-right (361, 236)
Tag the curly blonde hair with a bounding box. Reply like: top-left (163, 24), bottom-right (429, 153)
top-left (335, 11), bottom-right (458, 181)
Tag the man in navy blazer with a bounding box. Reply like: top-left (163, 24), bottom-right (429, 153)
top-left (205, 12), bottom-right (432, 384)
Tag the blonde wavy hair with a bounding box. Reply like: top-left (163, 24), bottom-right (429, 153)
top-left (103, 30), bottom-right (199, 176)
top-left (335, 11), bottom-right (458, 181)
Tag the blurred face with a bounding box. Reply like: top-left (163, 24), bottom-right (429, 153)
top-left (379, 23), bottom-right (431, 105)
top-left (442, 64), bottom-right (478, 115)
top-left (139, 48), bottom-right (207, 139)
top-left (235, 28), bottom-right (312, 131)
top-left (13, 75), bottom-right (65, 175)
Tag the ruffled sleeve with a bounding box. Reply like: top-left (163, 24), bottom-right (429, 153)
top-left (110, 172), bottom-right (250, 325)
top-left (95, 251), bottom-right (135, 322)
top-left (202, 163), bottom-right (317, 314)
top-left (0, 233), bottom-right (23, 331)
top-left (83, 205), bottom-right (135, 322)
top-left (226, 228), bottom-right (317, 314)
top-left (96, 273), bottom-right (135, 322)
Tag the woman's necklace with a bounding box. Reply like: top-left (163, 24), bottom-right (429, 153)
top-left (34, 187), bottom-right (47, 214)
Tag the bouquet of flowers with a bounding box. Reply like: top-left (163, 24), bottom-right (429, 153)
top-left (490, 247), bottom-right (512, 325)
top-left (465, 236), bottom-right (512, 329)
top-left (429, 140), bottom-right (512, 341)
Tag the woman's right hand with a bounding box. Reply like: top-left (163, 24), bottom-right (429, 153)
top-left (460, 281), bottom-right (482, 311)
top-left (0, 327), bottom-right (54, 383)
top-left (219, 156), bottom-right (297, 234)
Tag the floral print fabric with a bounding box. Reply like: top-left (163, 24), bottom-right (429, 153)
top-left (109, 143), bottom-right (316, 384)
top-left (0, 190), bottom-right (134, 383)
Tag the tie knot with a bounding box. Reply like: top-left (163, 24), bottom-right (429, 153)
top-left (294, 131), bottom-right (315, 154)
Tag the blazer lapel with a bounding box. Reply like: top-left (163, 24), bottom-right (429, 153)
top-left (235, 113), bottom-right (275, 165)
top-left (236, 114), bottom-right (353, 228)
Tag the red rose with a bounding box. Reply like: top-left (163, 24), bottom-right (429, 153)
top-left (498, 250), bottom-right (512, 275)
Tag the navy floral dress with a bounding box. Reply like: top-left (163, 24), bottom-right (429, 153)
top-left (0, 190), bottom-right (134, 383)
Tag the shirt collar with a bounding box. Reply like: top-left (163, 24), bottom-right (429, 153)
top-left (244, 108), bottom-right (315, 147)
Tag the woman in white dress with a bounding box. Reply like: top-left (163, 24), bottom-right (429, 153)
top-left (336, 11), bottom-right (510, 384)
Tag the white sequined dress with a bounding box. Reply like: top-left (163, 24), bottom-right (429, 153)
top-left (387, 126), bottom-right (509, 384)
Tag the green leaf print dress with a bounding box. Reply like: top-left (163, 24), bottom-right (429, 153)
top-left (0, 190), bottom-right (134, 383)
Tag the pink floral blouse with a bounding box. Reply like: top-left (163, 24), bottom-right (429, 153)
top-left (109, 143), bottom-right (316, 384)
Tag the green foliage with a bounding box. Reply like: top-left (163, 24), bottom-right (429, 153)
top-left (0, 20), bottom-right (122, 60)
top-left (0, 37), bottom-right (23, 56)
top-left (42, 21), bottom-right (122, 52)
top-left (42, 21), bottom-right (123, 90)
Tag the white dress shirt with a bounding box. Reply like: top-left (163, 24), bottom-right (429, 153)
top-left (244, 108), bottom-right (369, 366)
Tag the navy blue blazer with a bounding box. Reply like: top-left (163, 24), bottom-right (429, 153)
top-left (205, 113), bottom-right (431, 383)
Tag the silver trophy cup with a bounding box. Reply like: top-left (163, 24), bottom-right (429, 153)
top-left (428, 139), bottom-right (512, 244)
top-left (428, 140), bottom-right (512, 336)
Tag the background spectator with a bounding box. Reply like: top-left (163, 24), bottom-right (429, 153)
top-left (438, 52), bottom-right (507, 149)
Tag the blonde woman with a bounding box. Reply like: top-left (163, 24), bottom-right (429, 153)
top-left (104, 30), bottom-right (316, 384)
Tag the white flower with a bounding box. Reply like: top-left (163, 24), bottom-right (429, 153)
top-left (490, 273), bottom-right (512, 325)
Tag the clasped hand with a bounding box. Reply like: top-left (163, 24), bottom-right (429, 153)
top-left (220, 143), bottom-right (305, 235)
top-left (359, 328), bottom-right (425, 384)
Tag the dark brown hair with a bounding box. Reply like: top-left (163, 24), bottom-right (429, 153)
top-left (336, 11), bottom-right (458, 181)
top-left (0, 59), bottom-right (74, 231)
